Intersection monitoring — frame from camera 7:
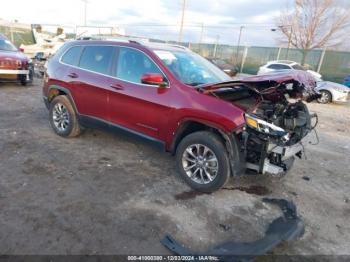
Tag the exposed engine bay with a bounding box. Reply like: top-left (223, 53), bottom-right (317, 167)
top-left (200, 71), bottom-right (320, 176)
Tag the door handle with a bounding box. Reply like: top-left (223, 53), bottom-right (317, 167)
top-left (110, 83), bottom-right (124, 90)
top-left (68, 72), bottom-right (78, 78)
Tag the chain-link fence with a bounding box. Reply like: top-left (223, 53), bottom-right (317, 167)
top-left (188, 43), bottom-right (350, 83)
top-left (1, 23), bottom-right (349, 84)
top-left (0, 25), bottom-right (35, 46)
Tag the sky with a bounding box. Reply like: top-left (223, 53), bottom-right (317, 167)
top-left (0, 0), bottom-right (295, 46)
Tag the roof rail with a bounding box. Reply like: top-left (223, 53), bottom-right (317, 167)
top-left (128, 40), bottom-right (142, 45)
top-left (169, 44), bottom-right (188, 50)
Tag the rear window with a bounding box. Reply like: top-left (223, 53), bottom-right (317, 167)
top-left (268, 64), bottom-right (291, 70)
top-left (79, 46), bottom-right (114, 75)
top-left (61, 46), bottom-right (83, 66)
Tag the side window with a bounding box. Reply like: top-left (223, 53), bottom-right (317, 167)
top-left (116, 47), bottom-right (164, 84)
top-left (61, 46), bottom-right (83, 66)
top-left (268, 64), bottom-right (291, 70)
top-left (279, 64), bottom-right (291, 69)
top-left (267, 64), bottom-right (280, 69)
top-left (79, 46), bottom-right (114, 75)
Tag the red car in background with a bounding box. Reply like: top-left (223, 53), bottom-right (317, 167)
top-left (0, 34), bottom-right (33, 85)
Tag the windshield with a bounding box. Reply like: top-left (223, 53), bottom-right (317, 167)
top-left (0, 39), bottom-right (18, 51)
top-left (153, 49), bottom-right (231, 86)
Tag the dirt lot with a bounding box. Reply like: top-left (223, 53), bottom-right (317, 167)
top-left (0, 79), bottom-right (350, 257)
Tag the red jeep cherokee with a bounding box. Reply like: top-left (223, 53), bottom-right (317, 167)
top-left (43, 40), bottom-right (319, 192)
top-left (0, 34), bottom-right (33, 85)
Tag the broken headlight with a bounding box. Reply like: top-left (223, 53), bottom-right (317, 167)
top-left (244, 114), bottom-right (290, 142)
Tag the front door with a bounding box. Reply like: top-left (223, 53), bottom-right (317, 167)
top-left (107, 47), bottom-right (173, 140)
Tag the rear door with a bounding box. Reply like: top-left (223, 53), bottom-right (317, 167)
top-left (107, 46), bottom-right (173, 140)
top-left (63, 45), bottom-right (115, 121)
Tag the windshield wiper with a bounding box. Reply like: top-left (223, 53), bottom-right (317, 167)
top-left (185, 82), bottom-right (204, 87)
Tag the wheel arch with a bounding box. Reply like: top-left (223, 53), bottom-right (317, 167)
top-left (170, 120), bottom-right (226, 154)
top-left (169, 119), bottom-right (245, 176)
top-left (47, 85), bottom-right (79, 114)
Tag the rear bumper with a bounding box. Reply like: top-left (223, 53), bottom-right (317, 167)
top-left (0, 69), bottom-right (29, 75)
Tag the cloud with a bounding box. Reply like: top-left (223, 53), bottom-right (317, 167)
top-left (0, 0), bottom-right (292, 46)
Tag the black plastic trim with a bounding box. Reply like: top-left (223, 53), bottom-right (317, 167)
top-left (79, 115), bottom-right (165, 151)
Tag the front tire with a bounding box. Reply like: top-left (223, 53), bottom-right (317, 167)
top-left (49, 95), bottom-right (81, 137)
top-left (317, 90), bottom-right (332, 104)
top-left (176, 131), bottom-right (230, 193)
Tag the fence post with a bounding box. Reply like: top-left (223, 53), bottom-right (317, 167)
top-left (276, 47), bottom-right (282, 60)
top-left (240, 46), bottom-right (248, 73)
top-left (317, 48), bottom-right (326, 73)
top-left (213, 35), bottom-right (220, 58)
top-left (10, 26), bottom-right (14, 43)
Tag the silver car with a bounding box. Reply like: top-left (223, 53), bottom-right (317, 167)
top-left (258, 60), bottom-right (322, 81)
top-left (316, 81), bottom-right (350, 104)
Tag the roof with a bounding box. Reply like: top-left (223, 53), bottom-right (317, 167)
top-left (69, 38), bottom-right (190, 52)
top-left (268, 60), bottom-right (297, 65)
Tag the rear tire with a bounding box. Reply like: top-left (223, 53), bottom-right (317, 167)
top-left (317, 90), bottom-right (332, 104)
top-left (49, 95), bottom-right (81, 137)
top-left (176, 131), bottom-right (230, 193)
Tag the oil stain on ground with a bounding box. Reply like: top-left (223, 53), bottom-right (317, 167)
top-left (223, 185), bottom-right (271, 196)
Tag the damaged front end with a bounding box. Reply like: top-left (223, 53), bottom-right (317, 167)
top-left (201, 71), bottom-right (320, 176)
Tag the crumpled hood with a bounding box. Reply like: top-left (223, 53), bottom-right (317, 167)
top-left (199, 70), bottom-right (320, 102)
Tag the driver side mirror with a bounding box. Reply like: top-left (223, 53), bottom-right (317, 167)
top-left (141, 73), bottom-right (168, 88)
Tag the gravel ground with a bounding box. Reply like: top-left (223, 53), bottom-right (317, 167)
top-left (0, 79), bottom-right (349, 257)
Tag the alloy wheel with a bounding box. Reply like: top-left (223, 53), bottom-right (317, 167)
top-left (52, 103), bottom-right (70, 132)
top-left (182, 144), bottom-right (219, 184)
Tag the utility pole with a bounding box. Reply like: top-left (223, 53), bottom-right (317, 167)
top-left (199, 23), bottom-right (204, 54)
top-left (82, 0), bottom-right (88, 26)
top-left (178, 0), bottom-right (186, 43)
top-left (235, 26), bottom-right (244, 64)
top-left (199, 23), bottom-right (204, 44)
top-left (286, 25), bottom-right (292, 59)
top-left (213, 35), bottom-right (220, 58)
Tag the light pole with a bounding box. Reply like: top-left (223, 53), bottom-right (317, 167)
top-left (178, 0), bottom-right (186, 43)
top-left (271, 25), bottom-right (292, 59)
top-left (199, 22), bottom-right (204, 54)
top-left (213, 35), bottom-right (220, 58)
top-left (235, 26), bottom-right (244, 64)
top-left (81, 0), bottom-right (88, 26)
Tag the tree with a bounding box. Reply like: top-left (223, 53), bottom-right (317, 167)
top-left (278, 0), bottom-right (350, 65)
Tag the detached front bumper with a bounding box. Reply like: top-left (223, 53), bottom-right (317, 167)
top-left (162, 198), bottom-right (305, 261)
